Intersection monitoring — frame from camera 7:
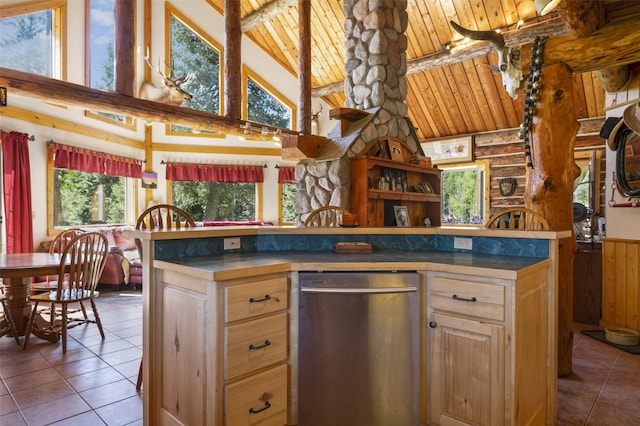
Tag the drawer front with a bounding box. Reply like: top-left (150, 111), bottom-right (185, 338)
top-left (225, 277), bottom-right (289, 323)
top-left (430, 276), bottom-right (505, 321)
top-left (225, 313), bottom-right (288, 379)
top-left (225, 364), bottom-right (288, 426)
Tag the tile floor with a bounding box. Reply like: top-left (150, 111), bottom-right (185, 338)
top-left (1, 288), bottom-right (143, 426)
top-left (2, 288), bottom-right (640, 425)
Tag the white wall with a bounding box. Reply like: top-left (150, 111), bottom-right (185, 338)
top-left (603, 72), bottom-right (640, 240)
top-left (1, 0), bottom-right (335, 247)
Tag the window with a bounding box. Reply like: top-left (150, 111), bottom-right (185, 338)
top-left (166, 163), bottom-right (263, 222)
top-left (48, 144), bottom-right (140, 229)
top-left (85, 0), bottom-right (133, 127)
top-left (0, 2), bottom-right (64, 78)
top-left (244, 66), bottom-right (295, 129)
top-left (167, 5), bottom-right (222, 135)
top-left (278, 166), bottom-right (296, 224)
top-left (440, 162), bottom-right (489, 225)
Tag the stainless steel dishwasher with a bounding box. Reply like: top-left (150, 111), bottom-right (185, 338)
top-left (298, 271), bottom-right (419, 426)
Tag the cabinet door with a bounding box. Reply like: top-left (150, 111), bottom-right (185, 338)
top-left (428, 312), bottom-right (504, 426)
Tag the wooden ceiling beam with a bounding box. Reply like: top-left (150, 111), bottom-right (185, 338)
top-left (241, 0), bottom-right (297, 32)
top-left (0, 67), bottom-right (297, 141)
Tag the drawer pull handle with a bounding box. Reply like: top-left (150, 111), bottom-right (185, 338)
top-left (452, 294), bottom-right (477, 302)
top-left (249, 401), bottom-right (271, 414)
top-left (249, 294), bottom-right (271, 303)
top-left (249, 339), bottom-right (271, 350)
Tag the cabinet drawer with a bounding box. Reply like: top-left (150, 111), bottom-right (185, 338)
top-left (225, 313), bottom-right (288, 379)
top-left (225, 277), bottom-right (289, 323)
top-left (225, 364), bottom-right (288, 426)
top-left (430, 276), bottom-right (505, 321)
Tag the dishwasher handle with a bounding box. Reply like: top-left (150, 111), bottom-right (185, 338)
top-left (301, 286), bottom-right (417, 295)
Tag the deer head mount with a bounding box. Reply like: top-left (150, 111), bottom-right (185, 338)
top-left (138, 46), bottom-right (193, 106)
top-left (449, 21), bottom-right (523, 99)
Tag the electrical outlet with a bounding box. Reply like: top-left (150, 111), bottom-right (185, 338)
top-left (224, 237), bottom-right (241, 250)
top-left (453, 237), bottom-right (473, 250)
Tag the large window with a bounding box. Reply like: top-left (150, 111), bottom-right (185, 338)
top-left (244, 66), bottom-right (295, 130)
top-left (49, 144), bottom-right (140, 229)
top-left (166, 163), bottom-right (263, 222)
top-left (86, 0), bottom-right (133, 127)
top-left (0, 2), bottom-right (63, 78)
top-left (167, 5), bottom-right (222, 134)
top-left (278, 166), bottom-right (296, 224)
top-left (440, 162), bottom-right (488, 225)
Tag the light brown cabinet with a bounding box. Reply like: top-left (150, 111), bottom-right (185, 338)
top-left (149, 269), bottom-right (289, 426)
top-left (350, 155), bottom-right (441, 227)
top-left (425, 266), bottom-right (553, 426)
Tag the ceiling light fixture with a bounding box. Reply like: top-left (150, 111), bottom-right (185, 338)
top-left (534, 0), bottom-right (561, 16)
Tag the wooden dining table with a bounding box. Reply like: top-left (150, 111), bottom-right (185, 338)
top-left (0, 253), bottom-right (65, 341)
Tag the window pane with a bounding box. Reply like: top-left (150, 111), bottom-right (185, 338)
top-left (172, 181), bottom-right (255, 221)
top-left (170, 15), bottom-right (220, 120)
top-left (0, 10), bottom-right (53, 76)
top-left (441, 168), bottom-right (485, 225)
top-left (89, 0), bottom-right (115, 91)
top-left (54, 169), bottom-right (125, 226)
top-left (247, 78), bottom-right (292, 128)
top-left (281, 183), bottom-right (297, 223)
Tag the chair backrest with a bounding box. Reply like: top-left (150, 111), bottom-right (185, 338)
top-left (54, 232), bottom-right (109, 300)
top-left (135, 204), bottom-right (196, 260)
top-left (136, 204), bottom-right (196, 231)
top-left (303, 205), bottom-right (351, 227)
top-left (49, 228), bottom-right (85, 254)
top-left (484, 207), bottom-right (550, 230)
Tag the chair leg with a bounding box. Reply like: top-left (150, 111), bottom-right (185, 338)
top-left (1, 298), bottom-right (20, 346)
top-left (90, 299), bottom-right (105, 340)
top-left (79, 301), bottom-right (89, 320)
top-left (136, 358), bottom-right (143, 392)
top-left (61, 303), bottom-right (68, 354)
top-left (22, 301), bottom-right (40, 351)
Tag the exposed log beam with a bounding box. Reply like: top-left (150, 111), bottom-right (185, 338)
top-left (312, 16), bottom-right (570, 97)
top-left (298, 0), bottom-right (312, 134)
top-left (224, 0), bottom-right (242, 119)
top-left (0, 67), bottom-right (297, 141)
top-left (557, 0), bottom-right (629, 92)
top-left (241, 0), bottom-right (297, 32)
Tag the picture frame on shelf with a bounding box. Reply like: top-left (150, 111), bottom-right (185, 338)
top-left (420, 136), bottom-right (473, 165)
top-left (388, 139), bottom-right (405, 162)
top-left (394, 206), bottom-right (410, 227)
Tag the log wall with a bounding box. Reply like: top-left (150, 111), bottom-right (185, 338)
top-left (473, 123), bottom-right (607, 217)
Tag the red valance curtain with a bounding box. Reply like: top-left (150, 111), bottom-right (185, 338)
top-left (53, 143), bottom-right (142, 178)
top-left (1, 131), bottom-right (34, 253)
top-left (278, 166), bottom-right (295, 184)
top-left (166, 162), bottom-right (264, 183)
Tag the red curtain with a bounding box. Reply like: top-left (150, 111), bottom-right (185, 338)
top-left (1, 131), bottom-right (34, 253)
top-left (166, 162), bottom-right (264, 182)
top-left (278, 166), bottom-right (295, 184)
top-left (53, 143), bottom-right (142, 178)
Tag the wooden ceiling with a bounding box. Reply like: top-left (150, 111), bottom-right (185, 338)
top-left (206, 0), bottom-right (640, 141)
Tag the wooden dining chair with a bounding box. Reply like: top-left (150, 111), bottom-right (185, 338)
top-left (135, 204), bottom-right (196, 391)
top-left (484, 207), bottom-right (550, 231)
top-left (303, 205), bottom-right (351, 227)
top-left (22, 232), bottom-right (109, 354)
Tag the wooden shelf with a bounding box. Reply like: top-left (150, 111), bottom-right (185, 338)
top-left (350, 154), bottom-right (441, 227)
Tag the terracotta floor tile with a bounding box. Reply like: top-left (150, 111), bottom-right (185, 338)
top-left (98, 346), bottom-right (142, 367)
top-left (4, 366), bottom-right (64, 394)
top-left (66, 367), bottom-right (127, 393)
top-left (86, 337), bottom-right (135, 356)
top-left (0, 410), bottom-right (27, 425)
top-left (12, 378), bottom-right (76, 410)
top-left (80, 378), bottom-right (139, 409)
top-left (54, 355), bottom-right (111, 378)
top-left (0, 393), bottom-right (18, 416)
top-left (20, 393), bottom-right (92, 426)
top-left (94, 394), bottom-right (143, 425)
top-left (48, 409), bottom-right (107, 425)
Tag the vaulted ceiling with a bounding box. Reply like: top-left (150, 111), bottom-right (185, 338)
top-left (206, 0), bottom-right (640, 141)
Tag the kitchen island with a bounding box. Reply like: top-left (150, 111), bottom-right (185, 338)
top-left (127, 226), bottom-right (568, 426)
